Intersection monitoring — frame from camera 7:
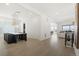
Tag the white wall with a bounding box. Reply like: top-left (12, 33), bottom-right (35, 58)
top-left (0, 3), bottom-right (50, 40)
top-left (26, 15), bottom-right (41, 39)
top-left (0, 3), bottom-right (53, 40)
top-left (0, 17), bottom-right (14, 38)
top-left (16, 4), bottom-right (51, 40)
top-left (12, 4), bottom-right (42, 40)
top-left (0, 4), bottom-right (42, 40)
top-left (40, 15), bottom-right (51, 40)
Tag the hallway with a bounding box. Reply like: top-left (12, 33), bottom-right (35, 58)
top-left (0, 33), bottom-right (75, 56)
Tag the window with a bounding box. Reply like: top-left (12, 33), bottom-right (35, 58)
top-left (62, 25), bottom-right (74, 31)
top-left (62, 25), bottom-right (70, 31)
top-left (70, 25), bottom-right (74, 31)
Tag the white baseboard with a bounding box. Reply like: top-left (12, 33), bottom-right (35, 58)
top-left (73, 44), bottom-right (79, 56)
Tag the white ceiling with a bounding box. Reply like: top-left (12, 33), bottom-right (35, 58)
top-left (20, 3), bottom-right (75, 23)
top-left (0, 3), bottom-right (75, 23)
top-left (0, 3), bottom-right (27, 19)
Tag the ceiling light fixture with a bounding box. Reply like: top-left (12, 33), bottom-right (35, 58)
top-left (5, 3), bottom-right (10, 6)
top-left (55, 12), bottom-right (59, 15)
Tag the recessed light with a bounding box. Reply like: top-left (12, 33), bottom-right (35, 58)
top-left (56, 12), bottom-right (59, 15)
top-left (5, 3), bottom-right (10, 6)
